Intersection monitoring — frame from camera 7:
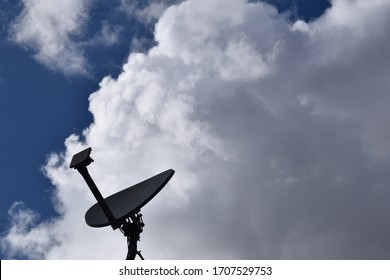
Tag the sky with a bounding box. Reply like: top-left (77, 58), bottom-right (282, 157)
top-left (1, 0), bottom-right (390, 260)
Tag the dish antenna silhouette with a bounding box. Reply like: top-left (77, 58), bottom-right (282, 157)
top-left (70, 147), bottom-right (174, 260)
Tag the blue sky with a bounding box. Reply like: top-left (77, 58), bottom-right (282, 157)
top-left (0, 0), bottom-right (154, 226)
top-left (3, 0), bottom-right (390, 260)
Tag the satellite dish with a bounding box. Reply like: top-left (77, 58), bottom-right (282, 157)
top-left (85, 169), bottom-right (174, 228)
top-left (70, 147), bottom-right (175, 260)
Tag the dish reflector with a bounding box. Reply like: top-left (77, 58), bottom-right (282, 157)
top-left (85, 169), bottom-right (174, 227)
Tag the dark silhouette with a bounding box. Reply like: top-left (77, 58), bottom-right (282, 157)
top-left (70, 147), bottom-right (174, 260)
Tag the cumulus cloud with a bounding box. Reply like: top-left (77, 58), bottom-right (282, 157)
top-left (9, 0), bottom-right (90, 75)
top-left (2, 0), bottom-right (390, 259)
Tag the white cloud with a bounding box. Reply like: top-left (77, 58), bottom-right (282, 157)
top-left (0, 202), bottom-right (60, 259)
top-left (88, 21), bottom-right (122, 48)
top-left (120, 0), bottom-right (178, 24)
top-left (2, 0), bottom-right (390, 259)
top-left (9, 0), bottom-right (90, 75)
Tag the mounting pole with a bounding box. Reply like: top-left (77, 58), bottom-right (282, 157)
top-left (121, 213), bottom-right (145, 260)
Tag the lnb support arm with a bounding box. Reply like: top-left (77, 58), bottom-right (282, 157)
top-left (70, 147), bottom-right (120, 230)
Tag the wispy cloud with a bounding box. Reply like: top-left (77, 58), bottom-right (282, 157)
top-left (9, 0), bottom-right (91, 76)
top-left (119, 0), bottom-right (181, 24)
top-left (88, 21), bottom-right (122, 48)
top-left (0, 202), bottom-right (60, 259)
top-left (2, 0), bottom-right (390, 259)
